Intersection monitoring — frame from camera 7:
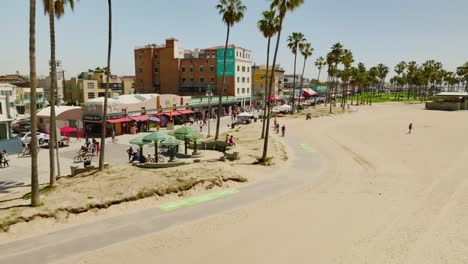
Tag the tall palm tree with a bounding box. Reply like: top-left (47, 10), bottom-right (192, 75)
top-left (261, 0), bottom-right (304, 161)
top-left (99, 0), bottom-right (112, 171)
top-left (43, 0), bottom-right (76, 186)
top-left (30, 0), bottom-right (40, 206)
top-left (214, 0), bottom-right (246, 140)
top-left (315, 56), bottom-right (326, 83)
top-left (376, 63), bottom-right (389, 97)
top-left (258, 9), bottom-right (279, 139)
top-left (394, 61), bottom-right (406, 101)
top-left (406, 61), bottom-right (418, 99)
top-left (287, 32), bottom-right (305, 114)
top-left (298, 42), bottom-right (313, 113)
top-left (340, 49), bottom-right (354, 109)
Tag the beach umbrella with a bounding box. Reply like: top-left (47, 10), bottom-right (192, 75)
top-left (161, 136), bottom-right (182, 162)
top-left (142, 132), bottom-right (167, 163)
top-left (174, 126), bottom-right (197, 154)
top-left (186, 132), bottom-right (205, 155)
top-left (129, 138), bottom-right (149, 163)
top-left (60, 126), bottom-right (77, 133)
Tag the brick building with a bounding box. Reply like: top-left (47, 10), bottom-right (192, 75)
top-left (134, 38), bottom-right (253, 106)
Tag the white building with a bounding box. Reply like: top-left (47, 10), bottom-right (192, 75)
top-left (0, 83), bottom-right (18, 119)
top-left (15, 87), bottom-right (46, 115)
top-left (0, 95), bottom-right (13, 140)
top-left (234, 47), bottom-right (253, 106)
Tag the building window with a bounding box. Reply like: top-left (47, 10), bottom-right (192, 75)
top-left (182, 78), bottom-right (186, 83)
top-left (154, 67), bottom-right (158, 73)
top-left (247, 67), bottom-right (250, 72)
top-left (138, 55), bottom-right (142, 60)
top-left (87, 92), bottom-right (95, 99)
top-left (247, 77), bottom-right (250, 83)
top-left (237, 77), bottom-right (240, 83)
top-left (181, 67), bottom-right (186, 73)
top-left (237, 66), bottom-right (240, 72)
top-left (189, 66), bottom-right (194, 73)
top-left (237, 88), bottom-right (240, 94)
top-left (199, 66), bottom-right (204, 72)
top-left (242, 88), bottom-right (245, 93)
top-left (87, 82), bottom-right (95, 89)
top-left (242, 77), bottom-right (245, 83)
top-left (139, 68), bottom-right (143, 73)
top-left (139, 78), bottom-right (143, 84)
top-left (210, 77), bottom-right (215, 84)
top-left (242, 66), bottom-right (245, 72)
top-left (190, 77), bottom-right (194, 83)
top-left (154, 54), bottom-right (158, 60)
top-left (247, 88), bottom-right (250, 93)
top-left (210, 65), bottom-right (214, 72)
top-left (200, 78), bottom-right (205, 83)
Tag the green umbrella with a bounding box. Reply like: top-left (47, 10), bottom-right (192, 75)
top-left (161, 136), bottom-right (182, 162)
top-left (129, 138), bottom-right (149, 163)
top-left (142, 132), bottom-right (167, 163)
top-left (174, 126), bottom-right (197, 154)
top-left (186, 132), bottom-right (204, 155)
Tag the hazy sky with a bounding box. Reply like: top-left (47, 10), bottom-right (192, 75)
top-left (1, 0), bottom-right (467, 80)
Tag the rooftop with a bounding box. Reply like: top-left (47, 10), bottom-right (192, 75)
top-left (85, 94), bottom-right (159, 105)
top-left (437, 92), bottom-right (468, 97)
top-left (37, 106), bottom-right (82, 117)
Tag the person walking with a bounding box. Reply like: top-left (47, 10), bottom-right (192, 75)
top-left (95, 141), bottom-right (100, 155)
top-left (111, 129), bottom-right (116, 143)
top-left (77, 130), bottom-right (82, 142)
top-left (408, 123), bottom-right (413, 134)
top-left (281, 124), bottom-right (286, 137)
top-left (3, 150), bottom-right (9, 167)
top-left (126, 147), bottom-right (134, 162)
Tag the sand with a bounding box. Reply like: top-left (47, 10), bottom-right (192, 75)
top-left (61, 103), bottom-right (468, 264)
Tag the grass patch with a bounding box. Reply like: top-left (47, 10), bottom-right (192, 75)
top-left (23, 186), bottom-right (56, 200)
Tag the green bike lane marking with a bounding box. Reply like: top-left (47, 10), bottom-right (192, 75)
top-left (159, 189), bottom-right (240, 212)
top-left (300, 143), bottom-right (317, 153)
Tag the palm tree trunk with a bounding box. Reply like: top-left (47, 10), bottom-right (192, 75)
top-left (47, 3), bottom-right (57, 186)
top-left (29, 0), bottom-right (40, 207)
top-left (262, 16), bottom-right (283, 161)
top-left (261, 37), bottom-right (271, 139)
top-left (99, 0), bottom-right (112, 171)
top-left (215, 25), bottom-right (230, 140)
top-left (328, 74), bottom-right (332, 113)
top-left (291, 50), bottom-right (298, 115)
top-left (317, 68), bottom-right (321, 83)
top-left (299, 56), bottom-right (307, 113)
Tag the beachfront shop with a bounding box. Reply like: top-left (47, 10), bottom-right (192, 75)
top-left (188, 96), bottom-right (242, 118)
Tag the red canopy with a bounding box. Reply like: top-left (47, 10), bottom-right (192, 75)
top-left (60, 126), bottom-right (77, 133)
top-left (163, 111), bottom-right (182, 116)
top-left (107, 117), bottom-right (132, 123)
top-left (178, 109), bottom-right (194, 115)
top-left (303, 88), bottom-right (318, 97)
top-left (129, 115), bottom-right (149, 121)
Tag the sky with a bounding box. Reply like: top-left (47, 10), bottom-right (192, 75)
top-left (1, 0), bottom-right (468, 80)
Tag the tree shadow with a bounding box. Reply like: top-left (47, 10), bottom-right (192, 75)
top-left (0, 181), bottom-right (30, 194)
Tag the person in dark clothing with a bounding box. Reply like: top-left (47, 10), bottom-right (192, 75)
top-left (408, 123), bottom-right (413, 134)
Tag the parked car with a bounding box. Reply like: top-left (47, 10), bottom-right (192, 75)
top-left (16, 132), bottom-right (47, 145)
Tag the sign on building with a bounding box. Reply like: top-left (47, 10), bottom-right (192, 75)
top-left (217, 48), bottom-right (235, 77)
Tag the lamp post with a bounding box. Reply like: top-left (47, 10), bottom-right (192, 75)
top-left (206, 85), bottom-right (213, 137)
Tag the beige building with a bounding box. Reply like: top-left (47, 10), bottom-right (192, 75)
top-left (252, 65), bottom-right (285, 101)
top-left (15, 87), bottom-right (46, 115)
top-left (64, 71), bottom-right (134, 105)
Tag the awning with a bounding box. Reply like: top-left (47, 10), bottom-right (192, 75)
top-left (303, 88), bottom-right (318, 97)
top-left (163, 111), bottom-right (182, 116)
top-left (129, 115), bottom-right (149, 121)
top-left (149, 116), bottom-right (161, 122)
top-left (107, 117), bottom-right (132, 123)
top-left (178, 109), bottom-right (194, 115)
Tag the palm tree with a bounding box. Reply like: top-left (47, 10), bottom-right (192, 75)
top-left (287, 32), bottom-right (306, 114)
top-left (340, 49), bottom-right (353, 108)
top-left (326, 43), bottom-right (344, 112)
top-left (261, 0), bottom-right (304, 161)
top-left (298, 42), bottom-right (313, 113)
top-left (376, 63), bottom-right (389, 97)
top-left (406, 61), bottom-right (418, 99)
top-left (367, 66), bottom-right (378, 105)
top-left (315, 56), bottom-right (326, 83)
top-left (214, 0), bottom-right (246, 140)
top-left (394, 61), bottom-right (406, 101)
top-left (258, 9), bottom-right (279, 139)
top-left (43, 0), bottom-right (76, 186)
top-left (30, 0), bottom-right (40, 206)
top-left (99, 0), bottom-right (112, 171)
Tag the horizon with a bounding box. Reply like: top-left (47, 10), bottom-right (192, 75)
top-left (1, 0), bottom-right (467, 80)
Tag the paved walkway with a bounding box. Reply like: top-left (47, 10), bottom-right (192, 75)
top-left (0, 116), bottom-right (234, 198)
top-left (0, 130), bottom-right (318, 264)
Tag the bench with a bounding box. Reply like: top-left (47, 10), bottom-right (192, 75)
top-left (225, 151), bottom-right (240, 161)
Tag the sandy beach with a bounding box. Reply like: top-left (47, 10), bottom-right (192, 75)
top-left (61, 103), bottom-right (468, 264)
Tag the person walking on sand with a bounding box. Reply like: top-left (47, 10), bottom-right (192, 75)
top-left (408, 123), bottom-right (413, 134)
top-left (281, 124), bottom-right (286, 137)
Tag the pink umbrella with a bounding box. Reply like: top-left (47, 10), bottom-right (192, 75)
top-left (60, 127), bottom-right (77, 133)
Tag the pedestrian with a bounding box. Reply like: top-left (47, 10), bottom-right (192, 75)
top-left (65, 132), bottom-right (70, 143)
top-left (92, 138), bottom-right (97, 155)
top-left (225, 134), bottom-right (230, 143)
top-left (126, 146), bottom-right (134, 162)
top-left (276, 123), bottom-right (280, 134)
top-left (95, 141), bottom-right (100, 155)
top-left (408, 123), bottom-right (413, 134)
top-left (199, 123), bottom-right (203, 132)
top-left (111, 129), bottom-right (116, 143)
top-left (85, 136), bottom-right (90, 149)
top-left (2, 150), bottom-right (9, 167)
top-left (281, 124), bottom-right (286, 137)
top-left (77, 130), bottom-right (82, 142)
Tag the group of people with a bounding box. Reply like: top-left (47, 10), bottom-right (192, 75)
top-left (80, 137), bottom-right (100, 156)
top-left (273, 118), bottom-right (286, 137)
top-left (0, 150), bottom-right (9, 168)
top-left (126, 146), bottom-right (142, 163)
top-left (225, 134), bottom-right (235, 146)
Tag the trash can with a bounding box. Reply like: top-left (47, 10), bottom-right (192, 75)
top-left (84, 160), bottom-right (91, 167)
top-left (254, 118), bottom-right (258, 122)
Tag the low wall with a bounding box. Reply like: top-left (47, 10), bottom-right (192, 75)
top-left (426, 101), bottom-right (461, 111)
top-left (0, 138), bottom-right (22, 154)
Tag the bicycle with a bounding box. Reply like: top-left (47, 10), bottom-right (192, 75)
top-left (147, 154), bottom-right (164, 163)
top-left (74, 151), bottom-right (93, 163)
top-left (18, 146), bottom-right (40, 158)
